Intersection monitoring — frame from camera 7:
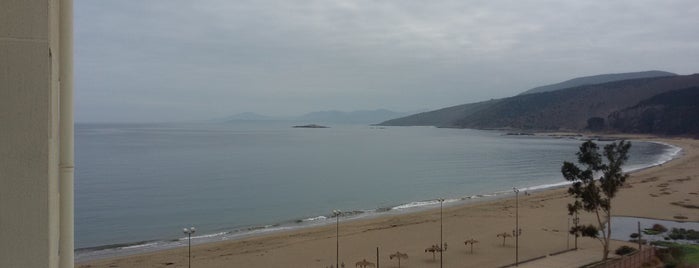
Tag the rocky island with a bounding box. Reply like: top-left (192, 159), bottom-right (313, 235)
top-left (292, 124), bottom-right (329, 128)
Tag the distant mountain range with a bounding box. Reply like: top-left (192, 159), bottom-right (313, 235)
top-left (380, 71), bottom-right (699, 135)
top-left (220, 112), bottom-right (277, 121)
top-left (222, 109), bottom-right (408, 124)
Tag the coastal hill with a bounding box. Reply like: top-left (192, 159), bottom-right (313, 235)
top-left (518, 70), bottom-right (677, 95)
top-left (380, 73), bottom-right (699, 133)
top-left (608, 86), bottom-right (699, 135)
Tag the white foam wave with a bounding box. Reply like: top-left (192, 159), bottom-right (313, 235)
top-left (301, 216), bottom-right (327, 222)
top-left (650, 141), bottom-right (682, 164)
top-left (521, 181), bottom-right (572, 192)
top-left (119, 242), bottom-right (159, 250)
top-left (624, 141), bottom-right (682, 173)
top-left (391, 198), bottom-right (459, 210)
top-left (184, 231), bottom-right (230, 241)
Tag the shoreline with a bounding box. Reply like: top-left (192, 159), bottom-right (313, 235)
top-left (78, 136), bottom-right (698, 267)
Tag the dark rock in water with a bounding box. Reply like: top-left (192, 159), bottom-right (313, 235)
top-left (505, 132), bottom-right (534, 136)
top-left (293, 124), bottom-right (329, 128)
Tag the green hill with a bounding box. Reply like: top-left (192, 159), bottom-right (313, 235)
top-left (608, 86), bottom-right (699, 135)
top-left (518, 70), bottom-right (677, 95)
top-left (380, 74), bottom-right (699, 132)
top-left (379, 99), bottom-right (499, 127)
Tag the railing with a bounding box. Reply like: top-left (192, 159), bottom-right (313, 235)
top-left (592, 247), bottom-right (656, 268)
top-left (499, 248), bottom-right (577, 268)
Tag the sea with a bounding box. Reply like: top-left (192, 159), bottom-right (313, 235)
top-left (74, 122), bottom-right (682, 261)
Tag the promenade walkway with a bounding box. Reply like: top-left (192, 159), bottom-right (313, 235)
top-left (514, 247), bottom-right (604, 268)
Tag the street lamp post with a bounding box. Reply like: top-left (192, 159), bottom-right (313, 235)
top-left (183, 227), bottom-right (196, 268)
top-left (438, 198), bottom-right (445, 268)
top-left (333, 209), bottom-right (342, 268)
top-left (573, 211), bottom-right (579, 249)
top-left (513, 187), bottom-right (520, 266)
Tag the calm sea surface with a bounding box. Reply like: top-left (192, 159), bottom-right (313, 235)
top-left (75, 122), bottom-right (680, 258)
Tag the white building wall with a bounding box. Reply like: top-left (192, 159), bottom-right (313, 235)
top-left (0, 0), bottom-right (62, 267)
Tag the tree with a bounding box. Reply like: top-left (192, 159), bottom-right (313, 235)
top-left (586, 117), bottom-right (606, 131)
top-left (561, 140), bottom-right (631, 260)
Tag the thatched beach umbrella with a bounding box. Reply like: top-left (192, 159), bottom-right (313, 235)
top-left (355, 259), bottom-right (375, 268)
top-left (326, 261), bottom-right (345, 268)
top-left (425, 243), bottom-right (447, 261)
top-left (389, 251), bottom-right (408, 268)
top-left (464, 238), bottom-right (479, 254)
top-left (497, 232), bottom-right (512, 246)
top-left (425, 245), bottom-right (438, 260)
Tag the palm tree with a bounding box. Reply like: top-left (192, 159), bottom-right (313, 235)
top-left (389, 251), bottom-right (408, 268)
top-left (464, 239), bottom-right (479, 254)
top-left (497, 232), bottom-right (512, 246)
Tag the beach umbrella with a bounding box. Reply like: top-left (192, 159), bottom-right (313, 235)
top-left (389, 251), bottom-right (408, 268)
top-left (425, 245), bottom-right (438, 260)
top-left (497, 232), bottom-right (512, 246)
top-left (464, 239), bottom-right (479, 254)
top-left (425, 243), bottom-right (447, 261)
top-left (355, 259), bottom-right (375, 268)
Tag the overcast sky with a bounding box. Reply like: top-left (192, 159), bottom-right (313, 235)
top-left (75, 0), bottom-right (699, 122)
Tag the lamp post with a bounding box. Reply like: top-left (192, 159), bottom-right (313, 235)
top-left (438, 198), bottom-right (445, 268)
top-left (513, 187), bottom-right (520, 266)
top-left (333, 209), bottom-right (342, 268)
top-left (567, 216), bottom-right (570, 249)
top-left (573, 211), bottom-right (579, 249)
top-left (183, 227), bottom-right (196, 268)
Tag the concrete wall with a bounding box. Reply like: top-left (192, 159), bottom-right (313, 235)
top-left (0, 0), bottom-right (61, 267)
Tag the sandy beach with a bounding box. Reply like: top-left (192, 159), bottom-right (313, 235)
top-left (78, 137), bottom-right (699, 268)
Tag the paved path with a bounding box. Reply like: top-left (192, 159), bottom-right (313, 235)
top-left (515, 247), bottom-right (603, 268)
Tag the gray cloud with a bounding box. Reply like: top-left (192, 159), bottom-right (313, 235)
top-left (75, 0), bottom-right (699, 122)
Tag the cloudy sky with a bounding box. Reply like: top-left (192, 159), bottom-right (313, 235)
top-left (75, 0), bottom-right (699, 122)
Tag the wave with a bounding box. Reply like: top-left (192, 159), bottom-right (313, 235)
top-left (119, 242), bottom-right (160, 250)
top-left (300, 216), bottom-right (327, 222)
top-left (184, 231), bottom-right (232, 241)
top-left (390, 198), bottom-right (461, 211)
top-left (623, 141), bottom-right (682, 173)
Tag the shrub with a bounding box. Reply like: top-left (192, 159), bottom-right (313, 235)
top-left (652, 224), bottom-right (668, 233)
top-left (615, 245), bottom-right (637, 256)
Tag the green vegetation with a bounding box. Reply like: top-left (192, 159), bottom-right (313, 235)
top-left (643, 224), bottom-right (668, 235)
top-left (643, 229), bottom-right (663, 235)
top-left (666, 228), bottom-right (699, 241)
top-left (609, 86), bottom-right (699, 135)
top-left (651, 241), bottom-right (699, 266)
top-left (614, 245), bottom-right (637, 256)
top-left (562, 140), bottom-right (631, 260)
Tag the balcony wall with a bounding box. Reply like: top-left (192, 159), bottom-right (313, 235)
top-left (0, 0), bottom-right (61, 267)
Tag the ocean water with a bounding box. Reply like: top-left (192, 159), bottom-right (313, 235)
top-left (74, 122), bottom-right (681, 260)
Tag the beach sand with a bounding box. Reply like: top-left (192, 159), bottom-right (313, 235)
top-left (78, 137), bottom-right (699, 268)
